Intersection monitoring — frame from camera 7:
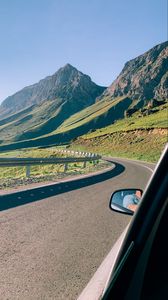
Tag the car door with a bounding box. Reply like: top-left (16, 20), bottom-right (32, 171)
top-left (102, 144), bottom-right (168, 299)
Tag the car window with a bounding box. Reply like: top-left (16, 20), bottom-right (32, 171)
top-left (0, 2), bottom-right (167, 299)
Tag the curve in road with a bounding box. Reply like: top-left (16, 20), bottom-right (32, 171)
top-left (0, 157), bottom-right (155, 300)
top-left (0, 161), bottom-right (125, 211)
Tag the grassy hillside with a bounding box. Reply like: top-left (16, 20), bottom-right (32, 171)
top-left (70, 103), bottom-right (168, 162)
top-left (1, 93), bottom-right (120, 145)
top-left (0, 99), bottom-right (63, 144)
top-left (82, 103), bottom-right (167, 137)
top-left (55, 95), bottom-right (127, 133)
top-left (0, 64), bottom-right (106, 144)
top-left (0, 95), bottom-right (133, 151)
top-left (0, 93), bottom-right (167, 161)
top-left (1, 42), bottom-right (167, 155)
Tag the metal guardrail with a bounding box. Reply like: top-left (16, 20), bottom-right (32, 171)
top-left (0, 151), bottom-right (101, 177)
top-left (0, 156), bottom-right (101, 166)
top-left (0, 162), bottom-right (118, 212)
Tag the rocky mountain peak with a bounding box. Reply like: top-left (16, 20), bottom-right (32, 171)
top-left (61, 63), bottom-right (76, 70)
top-left (0, 65), bottom-right (106, 119)
top-left (56, 63), bottom-right (79, 76)
top-left (51, 63), bottom-right (85, 88)
top-left (101, 41), bottom-right (168, 106)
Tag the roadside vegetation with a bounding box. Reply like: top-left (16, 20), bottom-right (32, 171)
top-left (0, 146), bottom-right (69, 158)
top-left (70, 103), bottom-right (168, 162)
top-left (0, 102), bottom-right (167, 192)
top-left (0, 147), bottom-right (110, 191)
top-left (83, 103), bottom-right (167, 137)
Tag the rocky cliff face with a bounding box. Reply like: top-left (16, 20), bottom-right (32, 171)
top-left (0, 64), bottom-right (106, 119)
top-left (101, 41), bottom-right (168, 106)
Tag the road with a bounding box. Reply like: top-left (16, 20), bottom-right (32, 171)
top-left (0, 158), bottom-right (155, 300)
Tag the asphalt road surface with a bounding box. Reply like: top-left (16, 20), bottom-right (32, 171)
top-left (0, 158), bottom-right (155, 300)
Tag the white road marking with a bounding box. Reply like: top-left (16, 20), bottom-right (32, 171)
top-left (129, 161), bottom-right (154, 173)
top-left (110, 157), bottom-right (155, 173)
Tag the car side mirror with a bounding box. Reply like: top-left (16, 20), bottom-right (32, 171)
top-left (109, 189), bottom-right (143, 215)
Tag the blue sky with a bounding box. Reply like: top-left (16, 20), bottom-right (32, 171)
top-left (0, 0), bottom-right (167, 103)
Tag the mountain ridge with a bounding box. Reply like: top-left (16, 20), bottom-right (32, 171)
top-left (0, 64), bottom-right (106, 119)
top-left (0, 41), bottom-right (167, 150)
top-left (99, 41), bottom-right (168, 108)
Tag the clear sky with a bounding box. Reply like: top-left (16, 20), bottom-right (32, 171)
top-left (0, 0), bottom-right (167, 103)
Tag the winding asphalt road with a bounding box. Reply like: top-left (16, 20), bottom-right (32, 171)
top-left (0, 158), bottom-right (155, 300)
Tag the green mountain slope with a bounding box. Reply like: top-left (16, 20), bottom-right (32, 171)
top-left (70, 103), bottom-right (168, 162)
top-left (0, 95), bottom-right (132, 150)
top-left (0, 64), bottom-right (105, 144)
top-left (0, 42), bottom-right (167, 151)
top-left (0, 99), bottom-right (63, 145)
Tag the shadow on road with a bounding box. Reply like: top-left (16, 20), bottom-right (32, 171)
top-left (0, 162), bottom-right (125, 211)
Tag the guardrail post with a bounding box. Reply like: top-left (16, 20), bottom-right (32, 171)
top-left (64, 163), bottom-right (68, 172)
top-left (83, 161), bottom-right (86, 168)
top-left (26, 165), bottom-right (31, 177)
top-left (93, 160), bottom-right (97, 166)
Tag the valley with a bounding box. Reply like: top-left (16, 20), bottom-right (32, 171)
top-left (0, 41), bottom-right (167, 162)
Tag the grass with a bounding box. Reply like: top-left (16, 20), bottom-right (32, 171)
top-left (54, 96), bottom-right (125, 133)
top-left (1, 94), bottom-right (123, 144)
top-left (71, 130), bottom-right (167, 162)
top-left (0, 146), bottom-right (82, 180)
top-left (0, 95), bottom-right (167, 164)
top-left (0, 159), bottom-right (111, 190)
top-left (0, 146), bottom-right (67, 158)
top-left (0, 160), bottom-right (107, 180)
top-left (83, 103), bottom-right (168, 139)
top-left (0, 95), bottom-right (132, 151)
top-left (0, 146), bottom-right (111, 190)
top-left (21, 95), bottom-right (127, 141)
top-left (0, 99), bottom-right (63, 144)
top-left (69, 103), bottom-right (168, 163)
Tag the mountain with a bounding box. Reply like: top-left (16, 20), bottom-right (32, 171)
top-left (0, 64), bottom-right (106, 119)
top-left (99, 41), bottom-right (168, 109)
top-left (0, 64), bottom-right (106, 143)
top-left (47, 41), bottom-right (167, 138)
top-left (0, 42), bottom-right (167, 151)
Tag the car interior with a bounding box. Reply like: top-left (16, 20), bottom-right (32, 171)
top-left (140, 197), bottom-right (168, 299)
top-left (103, 146), bottom-right (168, 300)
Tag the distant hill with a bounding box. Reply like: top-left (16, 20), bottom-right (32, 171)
top-left (0, 64), bottom-right (105, 143)
top-left (0, 42), bottom-right (167, 151)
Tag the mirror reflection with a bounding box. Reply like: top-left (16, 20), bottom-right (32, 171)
top-left (110, 189), bottom-right (143, 214)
